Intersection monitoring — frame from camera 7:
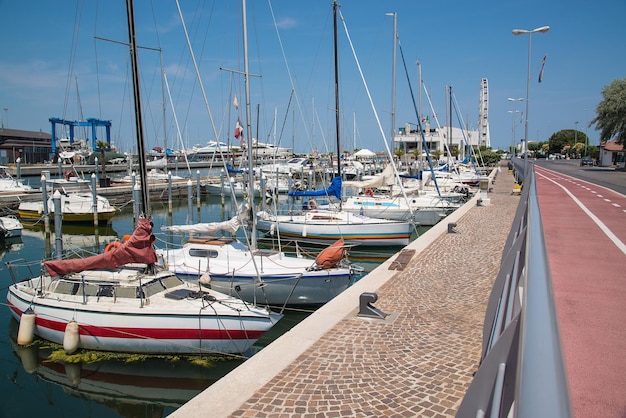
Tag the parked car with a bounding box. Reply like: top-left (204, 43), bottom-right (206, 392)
top-left (580, 156), bottom-right (594, 166)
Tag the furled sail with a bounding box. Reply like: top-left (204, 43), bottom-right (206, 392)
top-left (44, 217), bottom-right (158, 277)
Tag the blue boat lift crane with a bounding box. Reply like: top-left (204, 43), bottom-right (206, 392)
top-left (49, 117), bottom-right (112, 158)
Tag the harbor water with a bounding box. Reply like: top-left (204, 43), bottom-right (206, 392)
top-left (0, 185), bottom-right (417, 418)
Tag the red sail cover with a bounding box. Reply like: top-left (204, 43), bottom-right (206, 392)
top-left (44, 217), bottom-right (158, 277)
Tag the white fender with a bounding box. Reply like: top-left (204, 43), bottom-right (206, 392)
top-left (17, 309), bottom-right (36, 346)
top-left (63, 321), bottom-right (80, 354)
top-left (199, 272), bottom-right (211, 286)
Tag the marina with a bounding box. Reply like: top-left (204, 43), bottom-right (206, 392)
top-left (0, 184), bottom-right (407, 417)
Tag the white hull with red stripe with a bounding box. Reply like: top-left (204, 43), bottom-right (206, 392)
top-left (7, 266), bottom-right (281, 355)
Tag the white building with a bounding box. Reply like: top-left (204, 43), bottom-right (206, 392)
top-left (392, 78), bottom-right (491, 160)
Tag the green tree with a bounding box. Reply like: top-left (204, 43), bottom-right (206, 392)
top-left (547, 130), bottom-right (587, 155)
top-left (96, 140), bottom-right (109, 178)
top-left (590, 77), bottom-right (626, 145)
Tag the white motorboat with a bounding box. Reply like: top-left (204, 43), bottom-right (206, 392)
top-left (0, 215), bottom-right (23, 238)
top-left (0, 165), bottom-right (33, 192)
top-left (6, 217), bottom-right (281, 355)
top-left (18, 178), bottom-right (117, 223)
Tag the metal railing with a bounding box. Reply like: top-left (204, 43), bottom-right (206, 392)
top-left (456, 165), bottom-right (572, 418)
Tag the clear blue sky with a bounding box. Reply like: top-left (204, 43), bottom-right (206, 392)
top-left (1, 0), bottom-right (624, 156)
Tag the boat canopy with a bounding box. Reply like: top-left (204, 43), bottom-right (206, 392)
top-left (289, 176), bottom-right (343, 199)
top-left (342, 164), bottom-right (396, 189)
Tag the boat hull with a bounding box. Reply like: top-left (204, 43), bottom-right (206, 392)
top-left (256, 211), bottom-right (412, 246)
top-left (7, 276), bottom-right (280, 355)
top-left (157, 241), bottom-right (355, 307)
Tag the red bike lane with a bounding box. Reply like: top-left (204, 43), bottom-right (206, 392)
top-left (534, 166), bottom-right (626, 418)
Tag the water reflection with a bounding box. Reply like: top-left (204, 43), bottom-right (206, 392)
top-left (8, 320), bottom-right (243, 417)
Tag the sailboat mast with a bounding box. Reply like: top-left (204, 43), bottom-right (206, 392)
top-left (333, 0), bottom-right (341, 179)
top-left (242, 0), bottom-right (256, 249)
top-left (126, 0), bottom-right (150, 216)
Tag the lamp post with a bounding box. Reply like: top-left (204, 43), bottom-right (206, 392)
top-left (3, 108), bottom-right (7, 129)
top-left (574, 121), bottom-right (579, 157)
top-left (508, 110), bottom-right (520, 157)
top-left (507, 98), bottom-right (524, 156)
top-left (512, 25), bottom-right (550, 181)
top-left (585, 109), bottom-right (589, 157)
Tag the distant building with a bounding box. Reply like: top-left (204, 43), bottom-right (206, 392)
top-left (393, 122), bottom-right (484, 160)
top-left (599, 139), bottom-right (625, 168)
top-left (0, 128), bottom-right (52, 164)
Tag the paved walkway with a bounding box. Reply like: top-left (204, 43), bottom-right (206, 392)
top-left (172, 163), bottom-right (520, 417)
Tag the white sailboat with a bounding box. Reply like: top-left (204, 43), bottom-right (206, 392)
top-left (255, 2), bottom-right (414, 247)
top-left (6, 0), bottom-right (281, 356)
top-left (159, 1), bottom-right (358, 307)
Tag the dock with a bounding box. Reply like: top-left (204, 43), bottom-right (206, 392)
top-left (172, 163), bottom-right (519, 417)
top-left (172, 160), bottom-right (626, 417)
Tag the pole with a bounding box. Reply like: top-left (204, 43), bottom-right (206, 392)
top-left (513, 26), bottom-right (549, 182)
top-left (523, 32), bottom-right (532, 181)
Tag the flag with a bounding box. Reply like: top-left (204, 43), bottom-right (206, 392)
top-left (233, 95), bottom-right (239, 109)
top-left (538, 55), bottom-right (547, 83)
top-left (234, 117), bottom-right (244, 142)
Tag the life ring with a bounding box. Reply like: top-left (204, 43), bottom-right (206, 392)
top-left (104, 241), bottom-right (122, 252)
top-left (365, 188), bottom-right (374, 197)
top-left (307, 199), bottom-right (318, 210)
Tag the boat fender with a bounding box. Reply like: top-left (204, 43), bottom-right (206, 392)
top-left (63, 321), bottom-right (80, 354)
top-left (307, 199), bottom-right (317, 210)
top-left (17, 308), bottom-right (36, 346)
top-left (104, 240), bottom-right (122, 252)
top-left (199, 272), bottom-right (212, 286)
top-left (122, 234), bottom-right (132, 242)
top-left (365, 188), bottom-right (374, 197)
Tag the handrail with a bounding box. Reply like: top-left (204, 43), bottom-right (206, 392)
top-left (456, 166), bottom-right (571, 418)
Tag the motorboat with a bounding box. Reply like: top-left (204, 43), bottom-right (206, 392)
top-left (0, 215), bottom-right (23, 238)
top-left (0, 165), bottom-right (33, 192)
top-left (115, 168), bottom-right (184, 184)
top-left (6, 217), bottom-right (282, 355)
top-left (18, 178), bottom-right (117, 223)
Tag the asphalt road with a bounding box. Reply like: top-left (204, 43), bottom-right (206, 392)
top-left (531, 158), bottom-right (626, 195)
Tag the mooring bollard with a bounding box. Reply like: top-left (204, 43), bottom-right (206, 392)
top-left (358, 292), bottom-right (388, 319)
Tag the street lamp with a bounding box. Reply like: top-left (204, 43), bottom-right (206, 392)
top-left (3, 108), bottom-right (7, 129)
top-left (507, 98), bottom-right (524, 156)
top-left (512, 25), bottom-right (550, 181)
top-left (585, 109), bottom-right (589, 157)
top-left (508, 110), bottom-right (520, 157)
top-left (574, 121), bottom-right (579, 157)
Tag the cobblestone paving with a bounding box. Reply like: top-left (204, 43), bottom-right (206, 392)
top-left (230, 167), bottom-right (519, 417)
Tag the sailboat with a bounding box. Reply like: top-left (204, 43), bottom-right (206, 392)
top-left (255, 1), bottom-right (414, 247)
top-left (6, 0), bottom-right (281, 356)
top-left (158, 1), bottom-right (358, 307)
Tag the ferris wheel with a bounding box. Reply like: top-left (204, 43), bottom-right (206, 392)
top-left (478, 78), bottom-right (491, 148)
